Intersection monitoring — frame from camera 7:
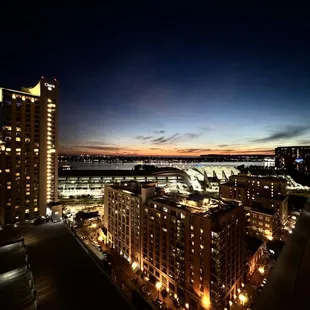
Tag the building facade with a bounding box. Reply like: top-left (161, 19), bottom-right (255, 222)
top-left (245, 236), bottom-right (266, 278)
top-left (220, 173), bottom-right (288, 225)
top-left (58, 168), bottom-right (190, 199)
top-left (104, 182), bottom-right (155, 264)
top-left (275, 146), bottom-right (310, 172)
top-left (249, 207), bottom-right (280, 240)
top-left (141, 197), bottom-right (245, 309)
top-left (0, 78), bottom-right (58, 225)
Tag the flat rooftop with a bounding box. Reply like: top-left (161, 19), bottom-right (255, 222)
top-left (245, 235), bottom-right (264, 255)
top-left (224, 175), bottom-right (287, 185)
top-left (254, 198), bottom-right (310, 310)
top-left (108, 181), bottom-right (157, 195)
top-left (151, 196), bottom-right (242, 218)
top-left (0, 243), bottom-right (27, 276)
top-left (0, 267), bottom-right (35, 310)
top-left (251, 205), bottom-right (278, 216)
top-left (0, 229), bottom-right (23, 247)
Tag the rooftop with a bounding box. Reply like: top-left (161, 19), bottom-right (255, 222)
top-left (0, 229), bottom-right (23, 248)
top-left (0, 267), bottom-right (35, 310)
top-left (108, 181), bottom-right (158, 196)
top-left (250, 205), bottom-right (278, 216)
top-left (151, 196), bottom-right (242, 218)
top-left (1, 87), bottom-right (40, 97)
top-left (59, 167), bottom-right (187, 178)
top-left (245, 235), bottom-right (264, 256)
top-left (224, 173), bottom-right (287, 184)
top-left (254, 198), bottom-right (310, 310)
top-left (0, 243), bottom-right (27, 276)
top-left (76, 211), bottom-right (100, 220)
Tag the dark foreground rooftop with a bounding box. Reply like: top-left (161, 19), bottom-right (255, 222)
top-left (254, 198), bottom-right (310, 310)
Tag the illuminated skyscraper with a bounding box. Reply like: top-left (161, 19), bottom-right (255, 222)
top-left (275, 146), bottom-right (310, 172)
top-left (0, 77), bottom-right (58, 224)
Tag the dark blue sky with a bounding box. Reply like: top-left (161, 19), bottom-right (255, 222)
top-left (1, 5), bottom-right (310, 155)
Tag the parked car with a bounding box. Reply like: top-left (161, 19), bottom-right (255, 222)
top-left (31, 216), bottom-right (47, 225)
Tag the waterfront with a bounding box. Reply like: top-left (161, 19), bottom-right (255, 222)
top-left (59, 160), bottom-right (266, 171)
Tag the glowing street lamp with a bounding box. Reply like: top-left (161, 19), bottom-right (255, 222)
top-left (131, 262), bottom-right (138, 271)
top-left (155, 281), bottom-right (162, 299)
top-left (258, 266), bottom-right (265, 275)
top-left (238, 293), bottom-right (248, 305)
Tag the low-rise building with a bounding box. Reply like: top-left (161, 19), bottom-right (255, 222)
top-left (245, 236), bottom-right (266, 278)
top-left (220, 173), bottom-right (288, 225)
top-left (58, 167), bottom-right (191, 199)
top-left (104, 182), bottom-right (156, 265)
top-left (249, 205), bottom-right (281, 240)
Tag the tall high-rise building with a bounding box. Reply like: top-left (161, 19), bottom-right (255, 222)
top-left (275, 146), bottom-right (310, 172)
top-left (0, 78), bottom-right (58, 225)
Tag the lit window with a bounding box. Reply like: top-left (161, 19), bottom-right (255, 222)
top-left (12, 94), bottom-right (16, 99)
top-left (34, 207), bottom-right (38, 212)
top-left (5, 169), bottom-right (10, 173)
top-left (25, 209), bottom-right (29, 213)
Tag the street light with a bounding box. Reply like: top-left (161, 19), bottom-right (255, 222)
top-left (258, 266), bottom-right (265, 275)
top-left (238, 293), bottom-right (248, 305)
top-left (155, 281), bottom-right (162, 299)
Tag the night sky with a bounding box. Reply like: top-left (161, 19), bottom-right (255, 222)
top-left (1, 5), bottom-right (310, 156)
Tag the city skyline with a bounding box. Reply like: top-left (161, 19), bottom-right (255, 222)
top-left (1, 6), bottom-right (310, 156)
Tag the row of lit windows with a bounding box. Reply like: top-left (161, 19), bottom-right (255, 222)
top-left (252, 214), bottom-right (271, 221)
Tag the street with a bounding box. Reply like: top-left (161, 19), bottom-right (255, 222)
top-left (23, 221), bottom-right (130, 310)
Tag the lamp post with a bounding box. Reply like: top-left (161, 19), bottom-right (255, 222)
top-left (238, 293), bottom-right (248, 306)
top-left (155, 281), bottom-right (162, 299)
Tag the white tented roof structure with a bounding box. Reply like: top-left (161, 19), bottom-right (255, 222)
top-left (187, 165), bottom-right (240, 181)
